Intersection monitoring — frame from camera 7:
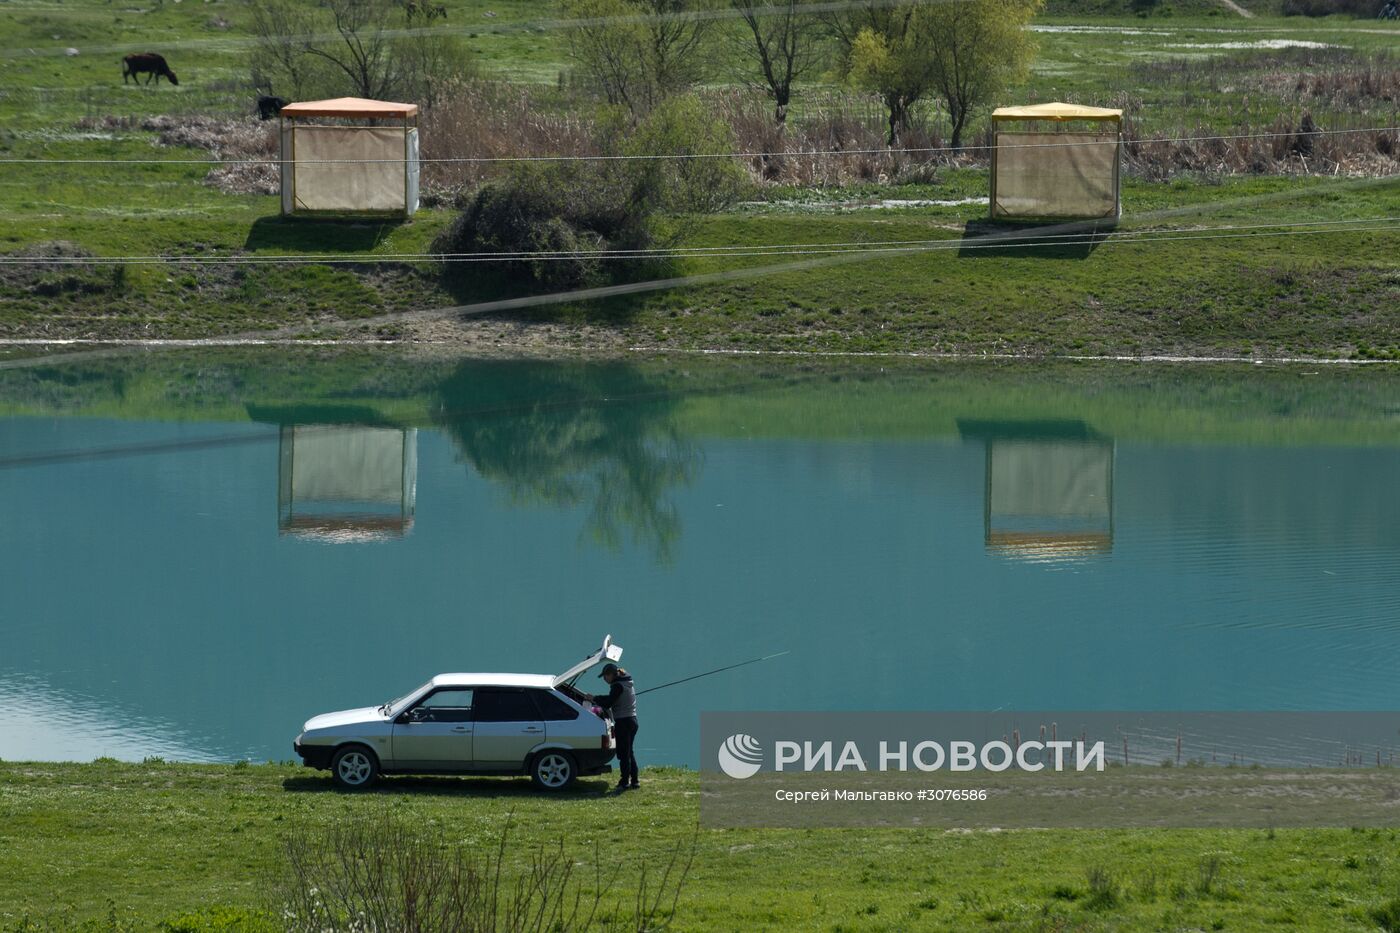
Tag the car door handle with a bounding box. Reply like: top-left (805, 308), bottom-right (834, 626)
top-left (524, 726), bottom-right (543, 733)
top-left (452, 727), bottom-right (470, 733)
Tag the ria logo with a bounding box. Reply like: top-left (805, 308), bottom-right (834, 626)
top-left (717, 733), bottom-right (763, 779)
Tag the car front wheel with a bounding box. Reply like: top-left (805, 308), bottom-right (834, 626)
top-left (331, 745), bottom-right (379, 790)
top-left (530, 750), bottom-right (577, 791)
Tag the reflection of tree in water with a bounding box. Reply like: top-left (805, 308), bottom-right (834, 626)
top-left (433, 360), bottom-right (701, 561)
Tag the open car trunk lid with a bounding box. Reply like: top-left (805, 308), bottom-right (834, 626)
top-left (553, 634), bottom-right (623, 688)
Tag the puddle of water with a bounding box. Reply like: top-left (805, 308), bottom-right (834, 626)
top-left (1166, 39), bottom-right (1342, 49)
top-left (1033, 24), bottom-right (1161, 34)
top-left (742, 197), bottom-right (987, 212)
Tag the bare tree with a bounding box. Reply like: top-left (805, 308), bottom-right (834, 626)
top-left (305, 0), bottom-right (399, 99)
top-left (642, 0), bottom-right (712, 97)
top-left (249, 0), bottom-right (321, 97)
top-left (562, 0), bottom-right (712, 118)
top-left (250, 0), bottom-right (472, 104)
top-left (731, 0), bottom-right (824, 126)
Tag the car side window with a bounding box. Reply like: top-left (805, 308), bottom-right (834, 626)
top-left (472, 689), bottom-right (541, 723)
top-left (530, 690), bottom-right (580, 721)
top-left (412, 687), bottom-right (473, 723)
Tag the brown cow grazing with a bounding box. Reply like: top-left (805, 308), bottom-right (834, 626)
top-left (122, 53), bottom-right (179, 86)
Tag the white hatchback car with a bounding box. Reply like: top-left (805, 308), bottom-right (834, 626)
top-left (294, 637), bottom-right (623, 791)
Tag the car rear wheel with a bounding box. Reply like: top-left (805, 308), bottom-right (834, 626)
top-left (331, 745), bottom-right (379, 790)
top-left (531, 750), bottom-right (577, 791)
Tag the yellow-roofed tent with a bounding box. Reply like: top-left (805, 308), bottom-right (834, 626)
top-left (278, 97), bottom-right (421, 218)
top-left (989, 102), bottom-right (1123, 220)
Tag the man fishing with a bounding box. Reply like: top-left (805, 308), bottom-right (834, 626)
top-left (591, 663), bottom-right (639, 791)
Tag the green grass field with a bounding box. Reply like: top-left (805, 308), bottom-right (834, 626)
top-left (0, 0), bottom-right (1397, 354)
top-left (2, 761), bottom-right (1399, 931)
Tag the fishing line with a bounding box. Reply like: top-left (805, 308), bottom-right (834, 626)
top-left (636, 651), bottom-right (792, 696)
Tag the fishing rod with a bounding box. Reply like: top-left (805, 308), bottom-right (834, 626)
top-left (636, 651), bottom-right (791, 697)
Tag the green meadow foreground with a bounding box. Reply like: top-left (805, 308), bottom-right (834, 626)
top-left (2, 761), bottom-right (1399, 931)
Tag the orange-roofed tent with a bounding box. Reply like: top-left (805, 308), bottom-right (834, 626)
top-left (990, 102), bottom-right (1123, 122)
top-left (278, 97), bottom-right (420, 217)
top-left (989, 102), bottom-right (1123, 220)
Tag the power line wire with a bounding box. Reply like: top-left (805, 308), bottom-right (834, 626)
top-left (1, 125), bottom-right (1396, 166)
top-left (1, 175), bottom-right (1393, 372)
top-left (0, 217), bottom-right (1393, 265)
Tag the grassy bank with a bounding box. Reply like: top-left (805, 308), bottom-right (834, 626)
top-left (2, 760), bottom-right (1399, 931)
top-left (2, 170), bottom-right (1398, 357)
top-left (1, 0), bottom-right (1397, 354)
top-left (6, 350), bottom-right (1400, 448)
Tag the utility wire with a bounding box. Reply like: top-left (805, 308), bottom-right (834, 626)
top-left (0, 217), bottom-right (1393, 265)
top-left (1, 125), bottom-right (1396, 166)
top-left (1, 173), bottom-right (1393, 373)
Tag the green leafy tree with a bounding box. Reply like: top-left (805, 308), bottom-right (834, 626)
top-left (921, 0), bottom-right (1041, 150)
top-left (840, 0), bottom-right (1039, 149)
top-left (845, 12), bottom-right (930, 146)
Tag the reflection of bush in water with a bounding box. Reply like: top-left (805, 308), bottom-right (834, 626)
top-left (433, 360), bottom-right (700, 561)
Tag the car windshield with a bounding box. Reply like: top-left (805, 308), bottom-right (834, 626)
top-left (381, 681), bottom-right (432, 715)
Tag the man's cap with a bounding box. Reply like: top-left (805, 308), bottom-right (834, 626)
top-left (598, 663), bottom-right (619, 678)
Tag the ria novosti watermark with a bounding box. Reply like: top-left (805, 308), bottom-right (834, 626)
top-left (700, 712), bottom-right (1400, 828)
top-left (719, 732), bottom-right (1106, 779)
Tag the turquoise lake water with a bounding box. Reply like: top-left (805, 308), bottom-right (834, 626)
top-left (2, 352), bottom-right (1398, 767)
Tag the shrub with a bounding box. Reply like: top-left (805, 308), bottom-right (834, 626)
top-left (434, 95), bottom-right (748, 290)
top-left (1084, 866), bottom-right (1120, 910)
top-left (433, 160), bottom-right (658, 290)
top-left (278, 813), bottom-right (692, 932)
top-left (1372, 897), bottom-right (1400, 933)
top-left (619, 95), bottom-right (752, 214)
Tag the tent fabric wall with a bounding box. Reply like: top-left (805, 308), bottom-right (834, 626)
top-left (405, 127), bottom-right (420, 214)
top-left (286, 425), bottom-right (412, 503)
top-left (991, 132), bottom-right (1120, 219)
top-left (279, 124), bottom-right (293, 215)
top-left (289, 125), bottom-right (407, 213)
top-left (988, 440), bottom-right (1113, 522)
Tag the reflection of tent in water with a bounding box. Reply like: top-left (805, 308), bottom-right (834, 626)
top-left (958, 420), bottom-right (1114, 560)
top-left (277, 425), bottom-right (418, 543)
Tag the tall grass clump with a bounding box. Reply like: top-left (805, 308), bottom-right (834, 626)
top-left (278, 814), bottom-right (693, 932)
top-left (1372, 896), bottom-right (1400, 933)
top-left (1083, 866), bottom-right (1120, 911)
